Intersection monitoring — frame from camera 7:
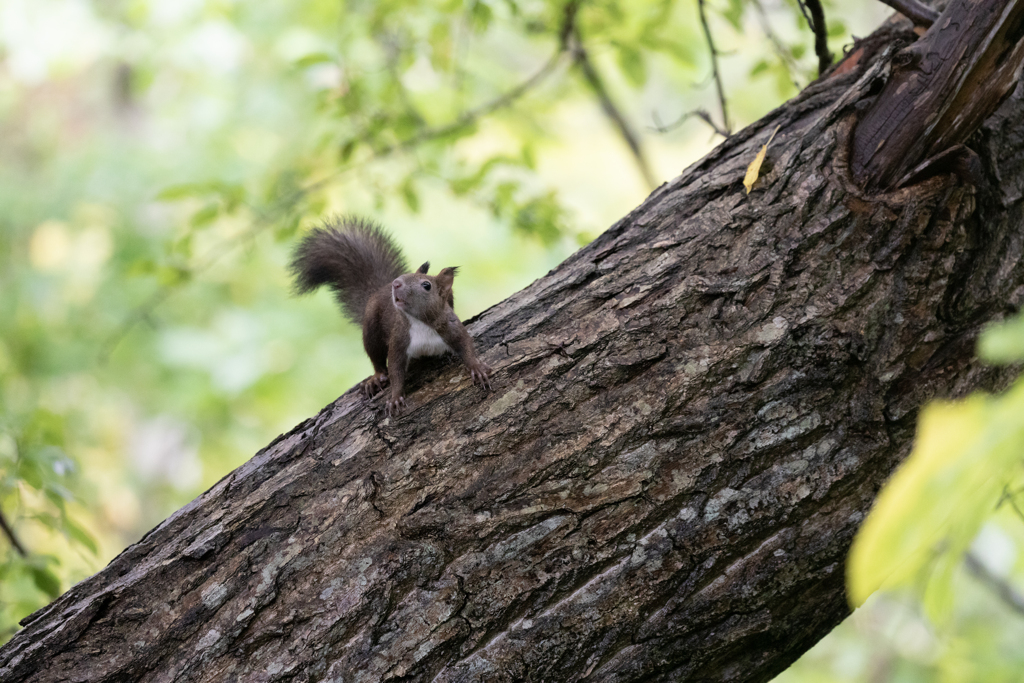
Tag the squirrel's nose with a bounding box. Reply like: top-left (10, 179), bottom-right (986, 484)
top-left (392, 279), bottom-right (403, 290)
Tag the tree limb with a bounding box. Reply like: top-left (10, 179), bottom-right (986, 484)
top-left (877, 0), bottom-right (940, 28)
top-left (0, 510), bottom-right (26, 558)
top-left (798, 0), bottom-right (833, 76)
top-left (7, 20), bottom-right (1024, 680)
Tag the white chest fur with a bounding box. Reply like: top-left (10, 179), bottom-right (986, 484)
top-left (404, 314), bottom-right (453, 359)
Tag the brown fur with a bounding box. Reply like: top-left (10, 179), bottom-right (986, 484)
top-left (290, 217), bottom-right (491, 416)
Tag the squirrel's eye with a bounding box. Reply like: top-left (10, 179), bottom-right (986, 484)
top-left (422, 281), bottom-right (431, 291)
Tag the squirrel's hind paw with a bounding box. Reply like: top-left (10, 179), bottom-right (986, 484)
top-left (386, 396), bottom-right (407, 417)
top-left (470, 363), bottom-right (493, 391)
top-left (361, 373), bottom-right (389, 398)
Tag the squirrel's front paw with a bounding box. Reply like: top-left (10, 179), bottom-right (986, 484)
top-left (362, 373), bottom-right (389, 398)
top-left (470, 362), bottom-right (493, 391)
top-left (386, 395), bottom-right (407, 417)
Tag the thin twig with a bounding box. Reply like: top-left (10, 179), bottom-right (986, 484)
top-left (381, 3), bottom-right (584, 157)
top-left (0, 509), bottom-right (27, 557)
top-left (750, 0), bottom-right (804, 85)
top-left (877, 0), bottom-right (939, 27)
top-left (697, 0), bottom-right (731, 136)
top-left (572, 30), bottom-right (657, 190)
top-left (998, 484), bottom-right (1024, 524)
top-left (965, 551), bottom-right (1024, 617)
top-left (382, 32), bottom-right (428, 131)
top-left (386, 52), bottom-right (568, 156)
top-left (344, 1), bottom-right (584, 160)
top-left (560, 0), bottom-right (584, 49)
top-left (650, 108), bottom-right (729, 139)
top-left (795, 0), bottom-right (813, 27)
top-left (450, 5), bottom-right (471, 114)
top-left (798, 0), bottom-right (833, 76)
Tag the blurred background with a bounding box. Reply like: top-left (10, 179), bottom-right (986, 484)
top-left (2, 0), bottom-right (1023, 679)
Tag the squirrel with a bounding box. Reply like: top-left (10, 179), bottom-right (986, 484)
top-left (290, 217), bottom-right (492, 416)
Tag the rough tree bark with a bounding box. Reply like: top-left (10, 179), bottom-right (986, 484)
top-left (4, 3), bottom-right (1024, 682)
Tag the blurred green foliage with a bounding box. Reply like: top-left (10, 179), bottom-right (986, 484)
top-left (12, 3), bottom-right (1018, 682)
top-left (823, 314), bottom-right (1024, 682)
top-left (849, 382), bottom-right (1024, 618)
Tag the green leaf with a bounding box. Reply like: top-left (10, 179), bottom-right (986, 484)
top-left (450, 176), bottom-right (477, 196)
top-left (400, 177), bottom-right (420, 213)
top-left (190, 203), bottom-right (220, 228)
top-left (156, 265), bottom-right (192, 287)
top-left (340, 138), bottom-right (358, 163)
top-left (155, 183), bottom-right (207, 201)
top-left (30, 512), bottom-right (62, 533)
top-left (294, 52), bottom-right (335, 69)
top-left (428, 22), bottom-right (453, 70)
top-left (847, 379), bottom-right (1024, 618)
top-left (219, 184), bottom-right (245, 212)
top-left (492, 180), bottom-right (518, 217)
top-left (470, 0), bottom-right (493, 31)
top-left (29, 566), bottom-right (61, 599)
top-left (722, 0), bottom-right (745, 31)
top-left (978, 313), bottom-right (1024, 364)
top-left (155, 182), bottom-right (242, 210)
top-left (43, 484), bottom-right (71, 510)
top-left (273, 214), bottom-right (302, 242)
top-left (521, 143), bottom-right (536, 170)
top-left (512, 191), bottom-right (565, 245)
top-left (64, 518), bottom-right (99, 556)
top-left (23, 410), bottom-right (66, 450)
top-left (617, 44), bottom-right (647, 88)
top-left (751, 60), bottom-right (770, 77)
top-left (125, 257), bottom-right (158, 277)
top-left (393, 111), bottom-right (422, 140)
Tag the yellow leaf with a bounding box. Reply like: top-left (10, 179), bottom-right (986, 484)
top-left (743, 126), bottom-right (780, 194)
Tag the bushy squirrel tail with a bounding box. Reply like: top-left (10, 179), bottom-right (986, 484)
top-left (290, 217), bottom-right (409, 325)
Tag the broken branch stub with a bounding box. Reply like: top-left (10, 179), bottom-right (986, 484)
top-left (852, 0), bottom-right (1024, 192)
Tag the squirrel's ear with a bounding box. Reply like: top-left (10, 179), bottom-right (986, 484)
top-left (417, 262), bottom-right (430, 274)
top-left (436, 266), bottom-right (459, 283)
top-left (436, 267), bottom-right (458, 306)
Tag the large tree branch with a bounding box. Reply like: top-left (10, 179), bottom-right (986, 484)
top-left (5, 8), bottom-right (1024, 683)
